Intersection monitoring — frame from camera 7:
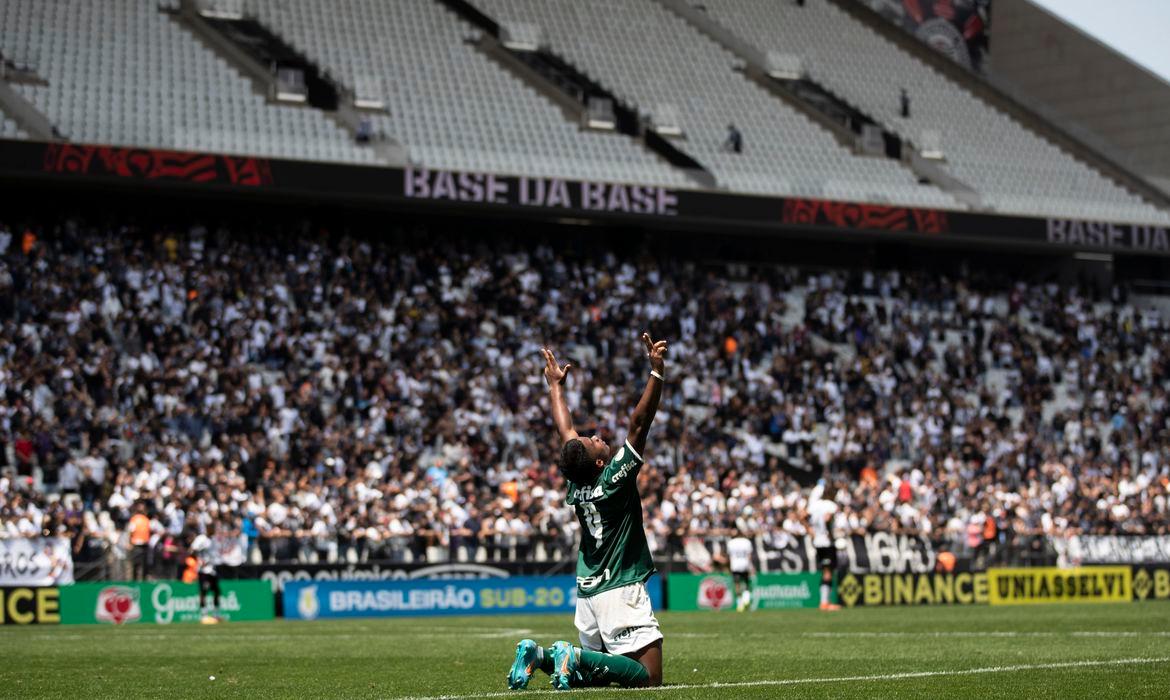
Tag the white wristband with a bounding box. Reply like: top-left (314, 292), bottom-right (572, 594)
top-left (650, 370), bottom-right (664, 381)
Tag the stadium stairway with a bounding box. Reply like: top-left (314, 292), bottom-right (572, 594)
top-left (0, 51), bottom-right (53, 139)
top-left (168, 0), bottom-right (406, 165)
top-left (653, 0), bottom-right (981, 210)
top-left (438, 0), bottom-right (717, 188)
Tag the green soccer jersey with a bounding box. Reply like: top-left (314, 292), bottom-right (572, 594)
top-left (565, 439), bottom-right (656, 598)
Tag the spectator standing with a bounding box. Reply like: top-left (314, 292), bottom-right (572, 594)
top-left (128, 502), bottom-right (151, 580)
top-left (724, 124), bottom-right (743, 153)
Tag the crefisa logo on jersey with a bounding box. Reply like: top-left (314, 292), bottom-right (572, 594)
top-left (96, 586), bottom-right (141, 625)
top-left (697, 576), bottom-right (732, 610)
top-left (297, 585), bottom-right (320, 620)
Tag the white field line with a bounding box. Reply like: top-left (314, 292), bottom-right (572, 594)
top-left (10, 629), bottom-right (1170, 643)
top-left (394, 656), bottom-right (1170, 700)
top-left (5, 628), bottom-right (535, 642)
top-left (673, 630), bottom-right (1170, 639)
top-left (3, 632), bottom-right (535, 641)
top-left (799, 631), bottom-right (1170, 638)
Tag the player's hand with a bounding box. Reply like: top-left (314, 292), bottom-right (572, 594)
top-left (641, 332), bottom-right (668, 374)
top-left (540, 347), bottom-right (571, 387)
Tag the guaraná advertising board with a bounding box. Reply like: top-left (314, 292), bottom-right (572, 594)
top-left (667, 573), bottom-right (737, 611)
top-left (283, 575), bottom-right (663, 620)
top-left (751, 573), bottom-right (823, 609)
top-left (58, 581), bottom-right (275, 625)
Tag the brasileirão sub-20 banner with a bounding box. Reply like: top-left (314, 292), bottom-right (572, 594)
top-left (283, 575), bottom-right (663, 620)
top-left (58, 580), bottom-right (274, 624)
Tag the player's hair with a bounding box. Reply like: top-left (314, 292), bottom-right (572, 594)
top-left (558, 438), bottom-right (596, 484)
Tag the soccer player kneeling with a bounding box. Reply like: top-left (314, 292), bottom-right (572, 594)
top-left (507, 334), bottom-right (667, 691)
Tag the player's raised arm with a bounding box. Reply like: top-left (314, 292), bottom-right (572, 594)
top-left (541, 347), bottom-right (578, 443)
top-left (626, 332), bottom-right (667, 456)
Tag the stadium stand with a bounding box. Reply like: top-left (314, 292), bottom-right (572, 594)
top-left (471, 0), bottom-right (958, 206)
top-left (1, 216), bottom-right (1166, 578)
top-left (0, 0), bottom-right (377, 163)
top-left (1, 0), bottom-right (1166, 222)
top-left (249, 0), bottom-right (693, 186)
top-left (696, 0), bottom-right (1170, 224)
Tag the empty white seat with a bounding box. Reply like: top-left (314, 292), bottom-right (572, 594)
top-left (0, 0), bottom-right (371, 164)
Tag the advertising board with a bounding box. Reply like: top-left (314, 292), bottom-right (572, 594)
top-left (58, 580), bottom-right (274, 624)
top-left (0, 587), bottom-right (60, 624)
top-left (987, 567), bottom-right (1131, 606)
top-left (751, 573), bottom-right (821, 610)
top-left (836, 572), bottom-right (990, 608)
top-left (667, 573), bottom-right (736, 612)
top-left (284, 575), bottom-right (662, 620)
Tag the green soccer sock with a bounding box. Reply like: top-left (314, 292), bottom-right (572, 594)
top-left (539, 646), bottom-right (555, 675)
top-left (575, 648), bottom-right (649, 687)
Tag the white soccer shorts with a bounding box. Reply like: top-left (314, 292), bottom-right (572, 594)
top-left (574, 581), bottom-right (663, 655)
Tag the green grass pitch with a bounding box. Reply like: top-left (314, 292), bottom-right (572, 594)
top-left (2, 603), bottom-right (1169, 699)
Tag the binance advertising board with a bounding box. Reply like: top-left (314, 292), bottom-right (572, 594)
top-left (0, 587), bottom-right (61, 624)
top-left (1131, 566), bottom-right (1170, 602)
top-left (836, 572), bottom-right (989, 608)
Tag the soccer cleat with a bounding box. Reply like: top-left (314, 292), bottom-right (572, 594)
top-left (819, 602), bottom-right (841, 611)
top-left (506, 639), bottom-right (541, 690)
top-left (549, 640), bottom-right (578, 691)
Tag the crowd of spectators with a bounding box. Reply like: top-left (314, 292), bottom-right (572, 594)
top-left (1, 217), bottom-right (1168, 579)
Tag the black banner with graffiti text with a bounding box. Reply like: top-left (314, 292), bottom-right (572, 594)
top-left (762, 533), bottom-right (938, 574)
top-left (3, 138), bottom-right (1169, 256)
top-left (1053, 536), bottom-right (1170, 566)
